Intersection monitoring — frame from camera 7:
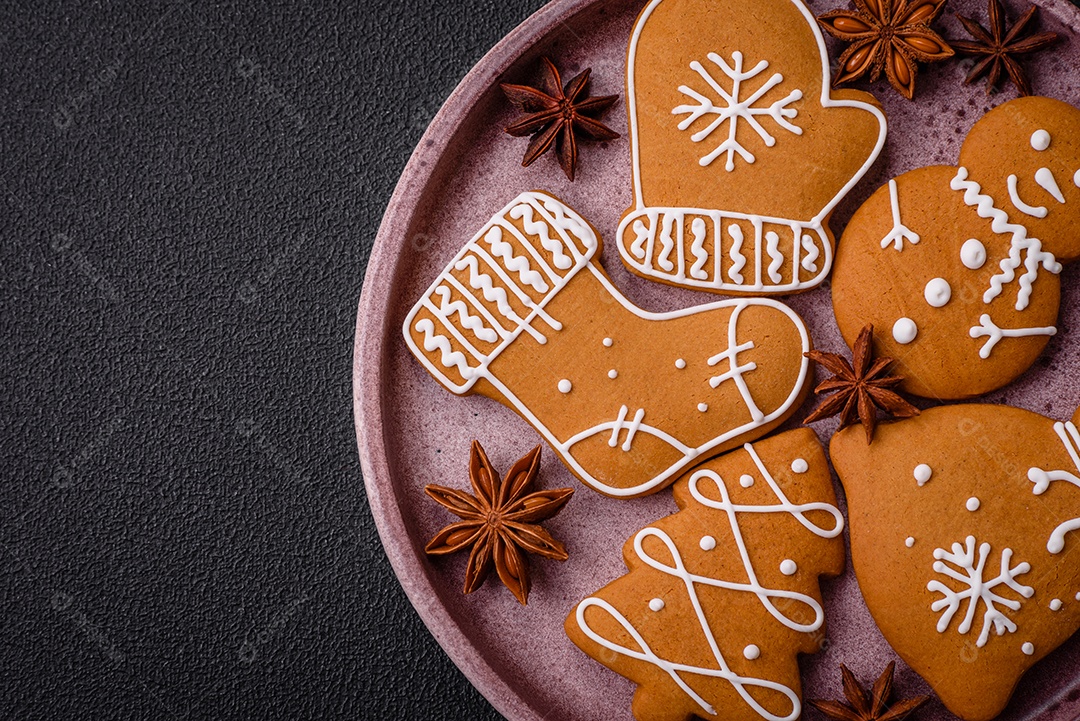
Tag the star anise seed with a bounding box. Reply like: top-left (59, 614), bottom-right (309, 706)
top-left (500, 57), bottom-right (620, 181)
top-left (804, 325), bottom-right (920, 443)
top-left (953, 0), bottom-right (1059, 96)
top-left (818, 0), bottom-right (954, 99)
top-left (424, 441), bottom-right (574, 605)
top-left (809, 662), bottom-right (931, 721)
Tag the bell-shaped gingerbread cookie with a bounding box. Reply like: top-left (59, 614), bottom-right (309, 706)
top-left (832, 96), bottom-right (1080, 399)
top-left (616, 0), bottom-right (886, 296)
top-left (831, 404), bottom-right (1080, 721)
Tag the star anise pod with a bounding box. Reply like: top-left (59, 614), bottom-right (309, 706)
top-left (809, 662), bottom-right (931, 721)
top-left (818, 0), bottom-right (954, 99)
top-left (953, 0), bottom-right (1060, 97)
top-left (804, 325), bottom-right (920, 443)
top-left (500, 57), bottom-right (620, 181)
top-left (424, 441), bottom-right (574, 605)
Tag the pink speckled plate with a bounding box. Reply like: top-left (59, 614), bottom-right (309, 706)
top-left (354, 0), bottom-right (1080, 718)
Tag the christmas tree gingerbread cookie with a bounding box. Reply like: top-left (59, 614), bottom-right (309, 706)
top-left (616, 0), bottom-right (886, 296)
top-left (831, 404), bottom-right (1080, 721)
top-left (403, 192), bottom-right (811, 498)
top-left (566, 428), bottom-right (845, 720)
top-left (831, 96), bottom-right (1080, 399)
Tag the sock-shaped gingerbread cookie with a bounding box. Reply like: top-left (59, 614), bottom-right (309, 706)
top-left (403, 192), bottom-right (811, 498)
top-left (832, 404), bottom-right (1080, 721)
top-left (566, 428), bottom-right (845, 721)
top-left (615, 0), bottom-right (886, 295)
top-left (831, 96), bottom-right (1080, 399)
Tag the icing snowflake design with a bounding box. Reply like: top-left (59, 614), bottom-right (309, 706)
top-left (926, 536), bottom-right (1034, 648)
top-left (672, 51), bottom-right (803, 171)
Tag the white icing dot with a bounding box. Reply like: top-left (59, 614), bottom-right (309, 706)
top-left (739, 474), bottom-right (755, 488)
top-left (924, 278), bottom-right (952, 308)
top-left (1051, 598), bottom-right (1063, 611)
top-left (1022, 642), bottom-right (1035, 656)
top-left (966, 496), bottom-right (981, 512)
top-left (790, 458), bottom-right (809, 474)
top-left (893, 317), bottom-right (918, 345)
top-left (608, 369), bottom-right (618, 379)
top-left (914, 464), bottom-right (933, 486)
top-left (906, 536), bottom-right (916, 548)
top-left (780, 559), bottom-right (797, 576)
top-left (558, 379), bottom-right (572, 394)
top-left (961, 238), bottom-right (988, 270)
top-left (743, 644), bottom-right (761, 660)
top-left (1074, 168), bottom-right (1080, 188)
top-left (675, 358), bottom-right (687, 369)
top-left (1032, 129), bottom-right (1051, 151)
top-left (1076, 592), bottom-right (1080, 602)
top-left (700, 535), bottom-right (716, 551)
top-left (649, 598), bottom-right (665, 612)
top-left (697, 403), bottom-right (708, 412)
top-left (603, 337), bottom-right (613, 347)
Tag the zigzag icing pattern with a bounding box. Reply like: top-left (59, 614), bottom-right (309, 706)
top-left (800, 233), bottom-right (818, 272)
top-left (689, 218), bottom-right (709, 280)
top-left (951, 167), bottom-right (1062, 311)
top-left (483, 227), bottom-right (548, 293)
top-left (433, 286), bottom-right (498, 343)
top-left (539, 197), bottom-right (595, 248)
top-left (658, 215), bottom-right (677, 271)
top-left (510, 204), bottom-right (574, 269)
top-left (728, 224), bottom-right (746, 284)
top-left (454, 255), bottom-right (519, 321)
top-left (765, 231), bottom-right (784, 283)
top-left (414, 318), bottom-right (474, 379)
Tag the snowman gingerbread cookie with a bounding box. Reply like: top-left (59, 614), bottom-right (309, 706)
top-left (403, 192), bottom-right (811, 498)
top-left (832, 404), bottom-right (1080, 721)
top-left (616, 0), bottom-right (886, 296)
top-left (831, 96), bottom-right (1080, 399)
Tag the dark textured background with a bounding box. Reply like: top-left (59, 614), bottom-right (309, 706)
top-left (1, 1), bottom-right (548, 718)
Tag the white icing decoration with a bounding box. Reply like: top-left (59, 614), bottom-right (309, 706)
top-left (961, 238), bottom-right (987, 270)
top-left (608, 369), bottom-right (618, 379)
top-left (927, 536), bottom-right (1033, 648)
top-left (658, 214), bottom-right (677, 272)
top-left (951, 167), bottom-right (1061, 311)
top-left (906, 537), bottom-right (916, 548)
top-left (649, 598), bottom-right (665, 612)
top-left (881, 179), bottom-right (920, 251)
top-left (1077, 592), bottom-right (1080, 601)
top-left (574, 441), bottom-right (842, 721)
top-left (800, 234), bottom-right (819, 273)
top-left (404, 192), bottom-right (811, 497)
top-left (743, 645), bottom-right (760, 660)
top-left (790, 458), bottom-right (808, 474)
top-left (484, 226), bottom-right (549, 292)
top-left (700, 535), bottom-right (717, 551)
top-left (698, 403), bottom-right (709, 413)
top-left (780, 560), bottom-right (797, 576)
top-left (966, 496), bottom-right (981, 512)
top-left (676, 358), bottom-right (687, 369)
top-left (739, 474), bottom-right (755, 488)
top-left (1036, 168), bottom-right (1066, 204)
top-left (1031, 130), bottom-right (1050, 151)
top-left (689, 217), bottom-right (710, 280)
top-left (558, 379), bottom-right (573, 394)
top-left (765, 231), bottom-right (784, 283)
top-left (1008, 174), bottom-right (1048, 218)
top-left (893, 318), bottom-right (918, 345)
top-left (616, 0), bottom-right (886, 296)
top-left (672, 51), bottom-right (802, 170)
top-left (1022, 642), bottom-right (1035, 655)
top-left (970, 314), bottom-right (1057, 359)
top-left (1028, 421), bottom-right (1080, 554)
top-left (431, 286), bottom-right (499, 343)
top-left (1051, 598), bottom-right (1063, 611)
top-left (914, 464), bottom-right (932, 486)
top-left (1074, 168), bottom-right (1080, 188)
top-left (924, 278), bottom-right (952, 308)
top-left (603, 337), bottom-right (613, 347)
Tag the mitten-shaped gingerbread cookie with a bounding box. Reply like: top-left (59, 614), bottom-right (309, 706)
top-left (404, 192), bottom-right (811, 498)
top-left (832, 96), bottom-right (1080, 399)
top-left (616, 0), bottom-right (887, 296)
top-left (832, 404), bottom-right (1080, 721)
top-left (566, 429), bottom-right (845, 720)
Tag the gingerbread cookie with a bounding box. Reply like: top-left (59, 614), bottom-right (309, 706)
top-left (616, 0), bottom-right (886, 295)
top-left (403, 192), bottom-right (812, 498)
top-left (566, 428), bottom-right (845, 721)
top-left (831, 404), bottom-right (1080, 721)
top-left (831, 96), bottom-right (1080, 399)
